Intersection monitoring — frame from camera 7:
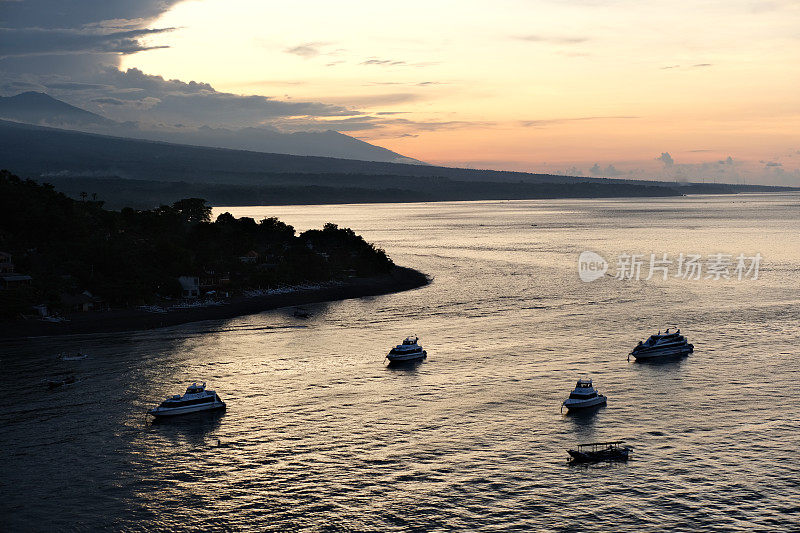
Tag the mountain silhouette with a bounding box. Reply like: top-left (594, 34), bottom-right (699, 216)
top-left (0, 92), bottom-right (114, 128)
top-left (0, 92), bottom-right (423, 164)
top-left (0, 119), bottom-right (791, 208)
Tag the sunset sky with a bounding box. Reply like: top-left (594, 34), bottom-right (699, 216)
top-left (2, 0), bottom-right (799, 183)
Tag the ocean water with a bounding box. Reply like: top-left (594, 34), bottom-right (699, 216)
top-left (2, 193), bottom-right (799, 531)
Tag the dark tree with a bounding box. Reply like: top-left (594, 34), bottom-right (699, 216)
top-left (172, 198), bottom-right (212, 224)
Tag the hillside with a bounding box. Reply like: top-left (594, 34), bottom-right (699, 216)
top-left (0, 91), bottom-right (114, 128)
top-left (0, 120), bottom-right (793, 208)
top-left (0, 118), bottom-right (580, 184)
top-left (0, 92), bottom-right (422, 164)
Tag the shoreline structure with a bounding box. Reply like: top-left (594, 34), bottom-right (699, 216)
top-left (0, 266), bottom-right (428, 339)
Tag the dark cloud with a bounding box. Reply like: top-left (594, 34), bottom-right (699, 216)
top-left (99, 67), bottom-right (214, 94)
top-left (0, 79), bottom-right (44, 92)
top-left (284, 42), bottom-right (331, 58)
top-left (589, 163), bottom-right (623, 176)
top-left (656, 152), bottom-right (674, 166)
top-left (0, 0), bottom-right (183, 29)
top-left (151, 92), bottom-right (355, 124)
top-left (361, 58), bottom-right (407, 66)
top-left (0, 1), bottom-right (448, 140)
top-left (0, 27), bottom-right (174, 58)
top-left (2, 65), bottom-right (360, 126)
top-left (520, 116), bottom-right (638, 128)
top-left (45, 82), bottom-right (107, 90)
top-left (322, 93), bottom-right (422, 106)
top-left (272, 115), bottom-right (492, 134)
top-left (91, 97), bottom-right (125, 105)
top-left (388, 118), bottom-right (494, 131)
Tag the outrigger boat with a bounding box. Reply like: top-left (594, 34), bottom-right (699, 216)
top-left (567, 441), bottom-right (632, 464)
top-left (629, 328), bottom-right (693, 361)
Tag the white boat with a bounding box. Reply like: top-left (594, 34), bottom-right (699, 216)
top-left (629, 328), bottom-right (693, 361)
top-left (387, 336), bottom-right (427, 363)
top-left (562, 378), bottom-right (607, 412)
top-left (147, 382), bottom-right (226, 417)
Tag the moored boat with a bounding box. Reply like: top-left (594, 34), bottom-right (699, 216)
top-left (47, 375), bottom-right (76, 389)
top-left (293, 308), bottom-right (311, 319)
top-left (60, 351), bottom-right (88, 361)
top-left (567, 441), bottom-right (632, 463)
top-left (147, 382), bottom-right (226, 417)
top-left (629, 328), bottom-right (693, 361)
top-left (561, 378), bottom-right (607, 412)
top-left (387, 336), bottom-right (427, 363)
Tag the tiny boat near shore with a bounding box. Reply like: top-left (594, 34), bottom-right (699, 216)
top-left (387, 336), bottom-right (427, 363)
top-left (60, 351), bottom-right (88, 361)
top-left (293, 308), bottom-right (311, 319)
top-left (562, 378), bottom-right (607, 412)
top-left (147, 382), bottom-right (226, 417)
top-left (47, 375), bottom-right (76, 389)
top-left (567, 441), bottom-right (632, 464)
top-left (629, 328), bottom-right (693, 361)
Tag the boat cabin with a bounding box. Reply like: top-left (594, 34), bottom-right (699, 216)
top-left (186, 382), bottom-right (206, 394)
top-left (569, 379), bottom-right (598, 399)
top-left (402, 336), bottom-right (419, 345)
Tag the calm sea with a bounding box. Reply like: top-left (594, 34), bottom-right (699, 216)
top-left (2, 194), bottom-right (799, 531)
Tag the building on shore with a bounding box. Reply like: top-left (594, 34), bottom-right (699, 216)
top-left (178, 276), bottom-right (200, 298)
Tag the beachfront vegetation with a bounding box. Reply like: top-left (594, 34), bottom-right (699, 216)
top-left (0, 169), bottom-right (393, 318)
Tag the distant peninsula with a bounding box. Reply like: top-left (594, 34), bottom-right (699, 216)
top-left (0, 170), bottom-right (428, 337)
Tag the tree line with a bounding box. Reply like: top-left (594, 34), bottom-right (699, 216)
top-left (0, 169), bottom-right (393, 318)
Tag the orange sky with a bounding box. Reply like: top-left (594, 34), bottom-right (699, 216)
top-left (120, 0), bottom-right (800, 184)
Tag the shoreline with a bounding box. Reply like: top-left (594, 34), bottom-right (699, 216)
top-left (0, 266), bottom-right (429, 339)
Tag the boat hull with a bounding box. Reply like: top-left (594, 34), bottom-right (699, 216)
top-left (387, 350), bottom-right (427, 362)
top-left (631, 344), bottom-right (693, 360)
top-left (563, 395), bottom-right (607, 411)
top-left (148, 401), bottom-right (226, 417)
top-left (568, 447), bottom-right (630, 463)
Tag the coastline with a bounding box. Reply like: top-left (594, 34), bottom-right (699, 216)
top-left (0, 266), bottom-right (429, 339)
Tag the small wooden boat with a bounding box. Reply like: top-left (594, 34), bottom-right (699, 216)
top-left (61, 352), bottom-right (88, 361)
top-left (47, 375), bottom-right (76, 389)
top-left (293, 308), bottom-right (311, 319)
top-left (567, 441), bottom-right (632, 463)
